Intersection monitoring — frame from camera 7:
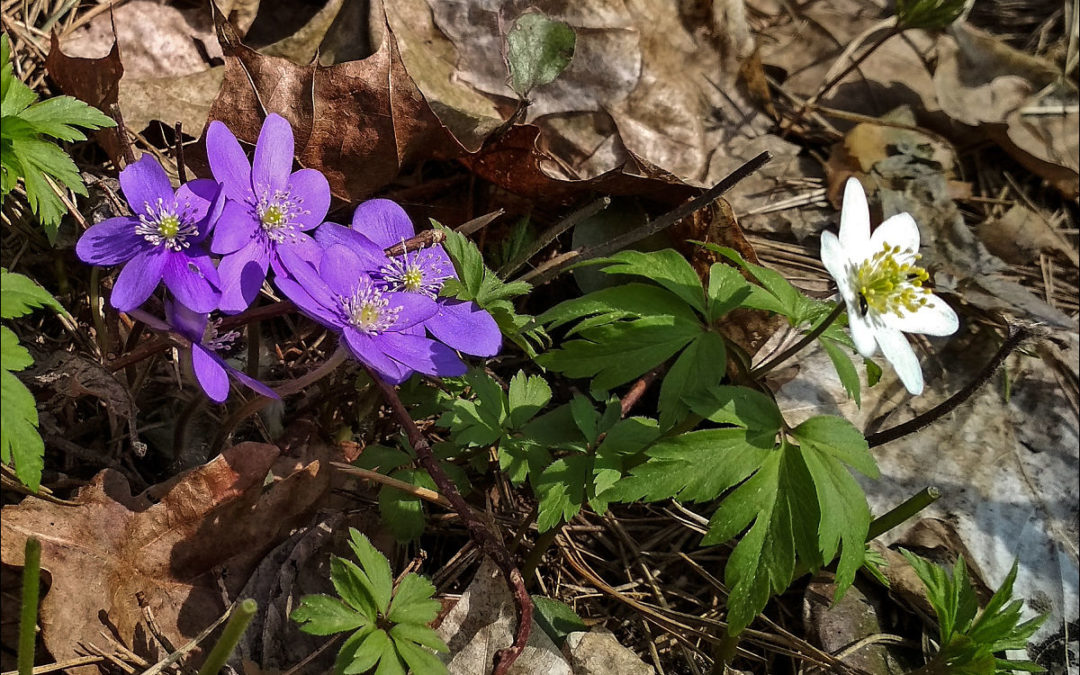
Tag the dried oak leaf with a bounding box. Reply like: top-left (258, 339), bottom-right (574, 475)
top-left (202, 14), bottom-right (462, 202)
top-left (0, 442), bottom-right (329, 670)
top-left (45, 32), bottom-right (125, 163)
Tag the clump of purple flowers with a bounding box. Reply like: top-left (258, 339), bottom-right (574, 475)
top-left (74, 113), bottom-right (502, 403)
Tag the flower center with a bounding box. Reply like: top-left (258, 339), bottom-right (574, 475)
top-left (341, 282), bottom-right (401, 335)
top-left (380, 247), bottom-right (450, 298)
top-left (135, 198), bottom-right (200, 251)
top-left (255, 189), bottom-right (308, 244)
top-left (854, 242), bottom-right (931, 316)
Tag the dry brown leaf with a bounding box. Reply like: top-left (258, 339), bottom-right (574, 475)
top-left (45, 32), bottom-right (125, 163)
top-left (202, 11), bottom-right (462, 201)
top-left (0, 442), bottom-right (329, 671)
top-left (978, 204), bottom-right (1079, 267)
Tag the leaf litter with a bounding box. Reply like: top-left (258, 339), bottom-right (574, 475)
top-left (2, 0), bottom-right (1078, 672)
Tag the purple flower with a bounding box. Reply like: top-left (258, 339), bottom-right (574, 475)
top-left (166, 301), bottom-right (279, 403)
top-left (316, 199), bottom-right (502, 357)
top-left (207, 113), bottom-right (330, 314)
top-left (275, 243), bottom-right (465, 384)
top-left (76, 155), bottom-right (224, 313)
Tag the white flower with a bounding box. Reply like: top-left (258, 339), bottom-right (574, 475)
top-left (820, 178), bottom-right (959, 395)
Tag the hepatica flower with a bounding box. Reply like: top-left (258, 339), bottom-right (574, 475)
top-left (820, 178), bottom-right (959, 395)
top-left (316, 199), bottom-right (502, 357)
top-left (276, 244), bottom-right (466, 383)
top-left (166, 301), bottom-right (278, 403)
top-left (76, 155), bottom-right (223, 313)
top-left (207, 113), bottom-right (330, 313)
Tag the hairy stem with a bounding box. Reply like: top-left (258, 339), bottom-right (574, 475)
top-left (368, 372), bottom-right (532, 675)
top-left (867, 324), bottom-right (1031, 448)
top-left (18, 538), bottom-right (41, 675)
top-left (751, 302), bottom-right (845, 377)
top-left (195, 599), bottom-right (257, 675)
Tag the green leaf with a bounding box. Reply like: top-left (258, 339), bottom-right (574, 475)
top-left (1, 368), bottom-right (43, 491)
top-left (346, 529), bottom-right (394, 614)
top-left (657, 332), bottom-right (727, 428)
top-left (703, 244), bottom-right (822, 325)
top-left (387, 573), bottom-right (441, 626)
top-left (18, 95), bottom-right (114, 141)
top-left (331, 557), bottom-right (380, 622)
top-left (499, 437), bottom-right (551, 485)
top-left (568, 394), bottom-right (600, 444)
top-left (704, 441), bottom-right (820, 634)
top-left (1, 325), bottom-right (32, 371)
top-left (352, 445), bottom-right (413, 473)
top-left (686, 385), bottom-right (784, 438)
top-left (539, 283), bottom-right (698, 331)
top-left (438, 370), bottom-right (506, 447)
top-left (506, 370), bottom-right (551, 428)
top-left (290, 595), bottom-right (369, 636)
top-left (865, 358), bottom-right (882, 387)
top-left (537, 314), bottom-right (701, 391)
top-left (819, 337), bottom-right (861, 407)
top-left (389, 622), bottom-right (449, 653)
top-left (379, 469), bottom-right (435, 542)
top-left (1, 268), bottom-right (62, 318)
top-left (706, 262), bottom-right (753, 322)
top-left (608, 427), bottom-right (775, 503)
top-left (791, 416), bottom-right (877, 599)
top-left (334, 627), bottom-right (376, 675)
top-left (393, 637), bottom-right (448, 674)
top-left (595, 249), bottom-right (707, 315)
top-left (343, 628), bottom-right (393, 675)
top-left (531, 596), bottom-right (586, 645)
top-left (506, 11), bottom-right (576, 97)
top-left (535, 453), bottom-right (591, 531)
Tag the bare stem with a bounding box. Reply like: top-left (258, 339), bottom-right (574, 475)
top-left (867, 324), bottom-right (1031, 448)
top-left (866, 487), bottom-right (940, 540)
top-left (368, 371), bottom-right (533, 675)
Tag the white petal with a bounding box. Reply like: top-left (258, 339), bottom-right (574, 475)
top-left (869, 212), bottom-right (921, 258)
top-left (820, 230), bottom-right (858, 307)
top-left (839, 178), bottom-right (871, 258)
top-left (881, 294), bottom-right (959, 337)
top-left (875, 326), bottom-right (924, 395)
top-left (848, 310), bottom-right (880, 358)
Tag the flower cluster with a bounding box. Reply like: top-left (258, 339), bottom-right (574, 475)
top-left (77, 114), bottom-right (501, 400)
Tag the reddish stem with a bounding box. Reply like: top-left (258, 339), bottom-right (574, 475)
top-left (368, 371), bottom-right (533, 674)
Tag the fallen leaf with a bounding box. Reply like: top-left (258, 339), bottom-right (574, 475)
top-left (203, 10), bottom-right (462, 202)
top-left (803, 574), bottom-right (907, 674)
top-left (45, 32), bottom-right (125, 163)
top-left (0, 442), bottom-right (329, 671)
top-left (563, 628), bottom-right (653, 675)
top-left (437, 557), bottom-right (570, 674)
top-left (977, 204), bottom-right (1079, 267)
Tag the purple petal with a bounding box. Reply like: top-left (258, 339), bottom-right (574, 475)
top-left (252, 113), bottom-right (294, 193)
top-left (192, 344), bottom-right (230, 403)
top-left (165, 299), bottom-right (209, 342)
top-left (176, 179), bottom-right (223, 243)
top-left (212, 200), bottom-right (260, 255)
top-left (379, 332), bottom-right (465, 378)
top-left (206, 120), bottom-right (253, 203)
top-left (76, 216), bottom-right (145, 265)
top-left (287, 169), bottom-right (330, 230)
top-left (163, 252), bottom-right (221, 314)
top-left (275, 231), bottom-right (324, 269)
top-left (119, 155), bottom-right (175, 217)
top-left (385, 292), bottom-right (439, 330)
top-left (351, 199), bottom-right (415, 248)
top-left (112, 248), bottom-right (168, 311)
top-left (217, 239), bottom-right (270, 314)
top-left (319, 245), bottom-right (367, 296)
top-left (275, 276), bottom-right (339, 327)
top-left (343, 328), bottom-right (412, 383)
top-left (429, 299), bottom-right (501, 356)
top-left (226, 364), bottom-right (280, 399)
top-left (276, 246), bottom-right (341, 318)
top-left (314, 223), bottom-right (386, 270)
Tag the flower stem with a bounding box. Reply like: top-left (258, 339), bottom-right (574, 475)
top-left (368, 371), bottom-right (532, 675)
top-left (18, 538), bottom-right (41, 675)
top-left (867, 486), bottom-right (940, 540)
top-left (751, 302), bottom-right (845, 377)
top-left (195, 599), bottom-right (257, 675)
top-left (867, 324), bottom-right (1032, 448)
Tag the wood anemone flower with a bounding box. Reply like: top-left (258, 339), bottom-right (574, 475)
top-left (820, 178), bottom-right (959, 395)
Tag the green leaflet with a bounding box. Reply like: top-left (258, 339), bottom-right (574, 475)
top-left (1, 34), bottom-right (115, 238)
top-left (506, 11), bottom-right (576, 97)
top-left (292, 528), bottom-right (448, 675)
